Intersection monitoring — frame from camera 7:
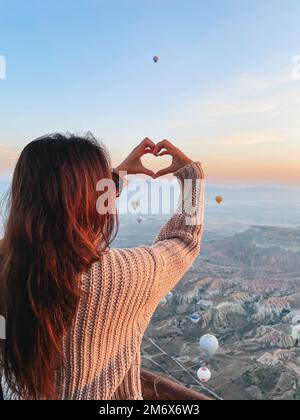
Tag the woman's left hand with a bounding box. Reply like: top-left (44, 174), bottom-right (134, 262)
top-left (115, 138), bottom-right (156, 178)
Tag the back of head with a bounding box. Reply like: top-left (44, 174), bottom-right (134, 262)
top-left (0, 133), bottom-right (117, 399)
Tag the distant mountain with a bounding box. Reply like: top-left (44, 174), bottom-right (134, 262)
top-left (204, 225), bottom-right (300, 271)
top-left (205, 186), bottom-right (300, 203)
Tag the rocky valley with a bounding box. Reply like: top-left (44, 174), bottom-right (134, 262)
top-left (140, 225), bottom-right (300, 400)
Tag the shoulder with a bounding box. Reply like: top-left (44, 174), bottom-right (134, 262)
top-left (108, 246), bottom-right (163, 272)
top-left (88, 246), bottom-right (163, 291)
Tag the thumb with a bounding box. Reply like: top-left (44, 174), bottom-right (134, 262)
top-left (155, 166), bottom-right (173, 178)
top-left (139, 167), bottom-right (156, 178)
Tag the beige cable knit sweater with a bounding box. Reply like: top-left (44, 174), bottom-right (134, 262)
top-left (2, 162), bottom-right (205, 400)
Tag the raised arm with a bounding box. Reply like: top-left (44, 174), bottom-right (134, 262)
top-left (110, 140), bottom-right (204, 320)
top-left (143, 140), bottom-right (205, 313)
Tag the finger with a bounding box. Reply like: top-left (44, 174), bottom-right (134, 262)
top-left (153, 140), bottom-right (168, 156)
top-left (153, 139), bottom-right (173, 156)
top-left (157, 150), bottom-right (171, 157)
top-left (137, 139), bottom-right (155, 157)
top-left (144, 149), bottom-right (155, 155)
top-left (142, 138), bottom-right (155, 152)
top-left (155, 166), bottom-right (173, 177)
top-left (143, 145), bottom-right (155, 154)
top-left (141, 167), bottom-right (156, 178)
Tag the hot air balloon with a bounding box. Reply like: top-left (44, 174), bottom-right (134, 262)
top-left (199, 334), bottom-right (219, 356)
top-left (166, 291), bottom-right (173, 303)
top-left (160, 297), bottom-right (168, 305)
top-left (197, 367), bottom-right (212, 383)
top-left (137, 217), bottom-right (143, 225)
top-left (153, 56), bottom-right (159, 63)
top-left (215, 196), bottom-right (223, 205)
top-left (131, 199), bottom-right (140, 210)
top-left (191, 313), bottom-right (201, 324)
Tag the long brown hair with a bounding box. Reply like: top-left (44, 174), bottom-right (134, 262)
top-left (0, 133), bottom-right (117, 399)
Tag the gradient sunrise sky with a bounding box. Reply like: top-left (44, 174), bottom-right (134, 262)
top-left (0, 0), bottom-right (300, 185)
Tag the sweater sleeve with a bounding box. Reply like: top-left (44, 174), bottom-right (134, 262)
top-left (142, 161), bottom-right (205, 317)
top-left (106, 162), bottom-right (204, 325)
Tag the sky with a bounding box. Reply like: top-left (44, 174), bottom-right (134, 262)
top-left (0, 0), bottom-right (300, 185)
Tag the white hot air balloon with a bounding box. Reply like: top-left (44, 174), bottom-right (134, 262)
top-left (199, 334), bottom-right (219, 356)
top-left (166, 291), bottom-right (173, 303)
top-left (197, 367), bottom-right (212, 383)
top-left (191, 313), bottom-right (201, 324)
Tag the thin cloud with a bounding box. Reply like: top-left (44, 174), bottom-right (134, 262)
top-left (238, 71), bottom-right (293, 92)
top-left (218, 133), bottom-right (286, 146)
top-left (168, 101), bottom-right (276, 129)
top-left (166, 71), bottom-right (300, 130)
top-left (177, 132), bottom-right (287, 148)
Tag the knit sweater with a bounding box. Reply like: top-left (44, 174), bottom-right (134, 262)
top-left (2, 161), bottom-right (205, 400)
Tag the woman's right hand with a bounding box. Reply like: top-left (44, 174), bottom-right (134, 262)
top-left (153, 140), bottom-right (193, 177)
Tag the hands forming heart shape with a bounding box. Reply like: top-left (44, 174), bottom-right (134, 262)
top-left (115, 138), bottom-right (193, 179)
